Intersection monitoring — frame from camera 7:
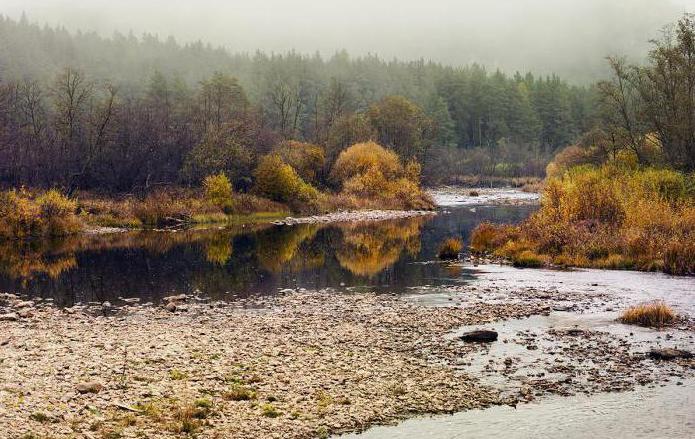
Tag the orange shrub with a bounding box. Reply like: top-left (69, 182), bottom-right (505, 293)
top-left (331, 142), bottom-right (404, 184)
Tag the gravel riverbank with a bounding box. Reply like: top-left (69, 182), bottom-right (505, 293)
top-left (1, 283), bottom-right (692, 439)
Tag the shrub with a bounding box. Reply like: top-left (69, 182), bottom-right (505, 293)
top-left (261, 403), bottom-right (280, 418)
top-left (545, 144), bottom-right (600, 178)
top-left (0, 189), bottom-right (42, 239)
top-left (253, 154), bottom-right (319, 205)
top-left (273, 140), bottom-right (325, 184)
top-left (131, 192), bottom-right (198, 227)
top-left (203, 173), bottom-right (234, 213)
top-left (0, 189), bottom-right (81, 239)
top-left (331, 142), bottom-right (433, 210)
top-left (331, 142), bottom-right (403, 184)
top-left (404, 159), bottom-right (422, 183)
top-left (476, 163), bottom-right (695, 275)
top-left (438, 238), bottom-right (463, 260)
top-left (619, 301), bottom-right (677, 327)
top-left (663, 240), bottom-right (695, 275)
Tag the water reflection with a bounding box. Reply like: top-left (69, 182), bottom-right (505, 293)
top-left (0, 206), bottom-right (535, 306)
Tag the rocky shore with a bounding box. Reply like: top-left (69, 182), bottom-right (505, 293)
top-left (272, 210), bottom-right (436, 226)
top-left (1, 284), bottom-right (692, 439)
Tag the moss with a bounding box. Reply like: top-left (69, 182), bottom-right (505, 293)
top-left (260, 403), bottom-right (280, 418)
top-left (169, 369), bottom-right (187, 380)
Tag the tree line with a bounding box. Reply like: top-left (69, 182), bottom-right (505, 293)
top-left (0, 14), bottom-right (599, 192)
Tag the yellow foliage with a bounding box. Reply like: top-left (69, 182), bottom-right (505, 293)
top-left (0, 189), bottom-right (81, 239)
top-left (331, 142), bottom-right (403, 184)
top-left (273, 140), bottom-right (325, 184)
top-left (203, 173), bottom-right (234, 213)
top-left (438, 238), bottom-right (462, 260)
top-left (331, 142), bottom-right (433, 210)
top-left (253, 154), bottom-right (319, 204)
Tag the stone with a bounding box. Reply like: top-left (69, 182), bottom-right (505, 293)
top-left (649, 348), bottom-right (692, 360)
top-left (164, 294), bottom-right (187, 303)
top-left (14, 301), bottom-right (34, 309)
top-left (17, 309), bottom-right (33, 318)
top-left (460, 330), bottom-right (498, 343)
top-left (76, 382), bottom-right (103, 394)
top-left (165, 302), bottom-right (177, 312)
top-left (0, 313), bottom-right (18, 322)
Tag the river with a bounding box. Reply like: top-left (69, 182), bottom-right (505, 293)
top-left (1, 189), bottom-right (693, 438)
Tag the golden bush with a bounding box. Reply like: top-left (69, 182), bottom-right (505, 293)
top-left (331, 142), bottom-right (433, 210)
top-left (273, 140), bottom-right (325, 184)
top-left (0, 189), bottom-right (81, 239)
top-left (253, 154), bottom-right (319, 204)
top-left (203, 173), bottom-right (234, 213)
top-left (331, 142), bottom-right (403, 184)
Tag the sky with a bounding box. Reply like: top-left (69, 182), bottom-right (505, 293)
top-left (3, 0), bottom-right (695, 81)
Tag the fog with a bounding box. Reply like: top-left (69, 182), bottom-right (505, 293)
top-left (3, 0), bottom-right (695, 81)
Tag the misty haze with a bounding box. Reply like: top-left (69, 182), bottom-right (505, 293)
top-left (0, 1), bottom-right (694, 439)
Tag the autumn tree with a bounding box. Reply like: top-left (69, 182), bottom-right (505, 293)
top-left (367, 96), bottom-right (436, 159)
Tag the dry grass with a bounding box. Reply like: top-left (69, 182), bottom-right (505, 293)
top-left (471, 165), bottom-right (695, 275)
top-left (438, 237), bottom-right (463, 260)
top-left (512, 250), bottom-right (545, 268)
top-left (619, 301), bottom-right (677, 327)
top-left (0, 188), bottom-right (82, 239)
top-left (76, 189), bottom-right (288, 229)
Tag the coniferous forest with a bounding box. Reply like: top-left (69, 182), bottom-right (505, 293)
top-left (0, 14), bottom-right (597, 192)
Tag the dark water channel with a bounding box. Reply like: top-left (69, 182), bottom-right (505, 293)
top-left (0, 205), bottom-right (534, 306)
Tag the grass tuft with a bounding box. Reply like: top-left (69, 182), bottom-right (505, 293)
top-left (438, 237), bottom-right (463, 260)
top-left (619, 301), bottom-right (677, 327)
top-left (222, 384), bottom-right (256, 401)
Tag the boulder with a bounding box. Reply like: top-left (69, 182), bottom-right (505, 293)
top-left (460, 330), bottom-right (498, 343)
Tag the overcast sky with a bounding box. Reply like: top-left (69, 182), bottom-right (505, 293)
top-left (4, 0), bottom-right (695, 80)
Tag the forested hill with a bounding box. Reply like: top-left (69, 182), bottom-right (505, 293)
top-left (0, 14), bottom-right (598, 190)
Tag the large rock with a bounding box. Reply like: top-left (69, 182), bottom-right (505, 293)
top-left (649, 348), bottom-right (692, 360)
top-left (460, 330), bottom-right (498, 343)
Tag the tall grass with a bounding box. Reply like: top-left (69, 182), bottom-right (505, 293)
top-left (471, 164), bottom-right (695, 275)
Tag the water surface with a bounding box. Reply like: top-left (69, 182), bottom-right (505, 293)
top-left (0, 205), bottom-right (534, 306)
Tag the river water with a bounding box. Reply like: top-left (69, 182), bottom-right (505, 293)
top-left (0, 202), bottom-right (534, 306)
